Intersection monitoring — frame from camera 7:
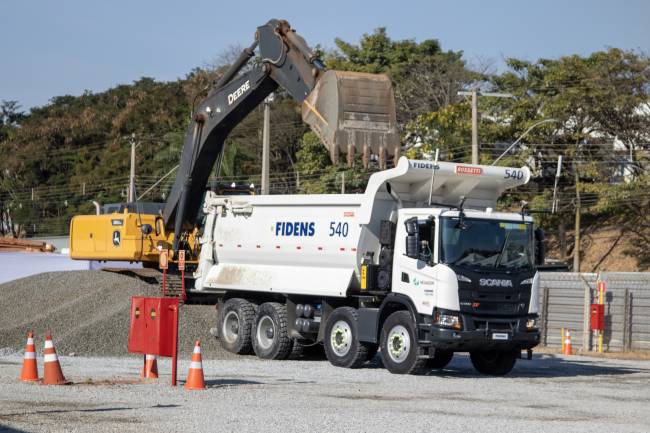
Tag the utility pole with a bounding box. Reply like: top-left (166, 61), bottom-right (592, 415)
top-left (129, 133), bottom-right (136, 203)
top-left (573, 162), bottom-right (581, 272)
top-left (471, 90), bottom-right (478, 164)
top-left (261, 94), bottom-right (273, 195)
top-left (341, 172), bottom-right (345, 194)
top-left (458, 90), bottom-right (513, 164)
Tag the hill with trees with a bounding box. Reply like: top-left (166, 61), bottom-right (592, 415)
top-left (1, 29), bottom-right (649, 270)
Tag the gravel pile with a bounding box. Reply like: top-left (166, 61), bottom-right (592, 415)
top-left (0, 271), bottom-right (235, 359)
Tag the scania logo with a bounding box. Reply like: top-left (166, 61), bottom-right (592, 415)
top-left (479, 278), bottom-right (513, 287)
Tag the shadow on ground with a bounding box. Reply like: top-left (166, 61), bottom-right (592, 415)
top-left (423, 353), bottom-right (648, 379)
top-left (0, 425), bottom-right (30, 433)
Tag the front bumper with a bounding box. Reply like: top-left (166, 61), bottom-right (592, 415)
top-left (418, 313), bottom-right (541, 352)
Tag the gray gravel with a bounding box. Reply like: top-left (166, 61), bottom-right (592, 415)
top-left (0, 271), bottom-right (234, 359)
top-left (0, 353), bottom-right (649, 433)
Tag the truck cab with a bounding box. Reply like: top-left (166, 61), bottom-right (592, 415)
top-left (392, 208), bottom-right (540, 366)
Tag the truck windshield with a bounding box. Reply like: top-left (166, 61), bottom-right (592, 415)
top-left (440, 217), bottom-right (534, 272)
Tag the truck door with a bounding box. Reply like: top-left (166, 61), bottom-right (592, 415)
top-left (392, 216), bottom-right (438, 315)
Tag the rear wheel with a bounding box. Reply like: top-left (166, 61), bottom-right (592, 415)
top-left (379, 311), bottom-right (427, 374)
top-left (324, 307), bottom-right (370, 368)
top-left (470, 350), bottom-right (517, 375)
top-left (217, 298), bottom-right (255, 354)
top-left (252, 302), bottom-right (293, 360)
top-left (425, 350), bottom-right (454, 369)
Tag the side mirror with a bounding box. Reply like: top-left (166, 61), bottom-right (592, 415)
top-left (534, 228), bottom-right (545, 266)
top-left (404, 217), bottom-right (419, 259)
top-left (141, 224), bottom-right (153, 235)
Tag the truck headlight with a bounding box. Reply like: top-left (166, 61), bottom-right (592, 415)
top-left (521, 277), bottom-right (534, 285)
top-left (456, 274), bottom-right (472, 283)
top-left (526, 318), bottom-right (538, 330)
top-left (435, 312), bottom-right (461, 330)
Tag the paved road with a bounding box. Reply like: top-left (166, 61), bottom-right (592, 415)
top-left (0, 353), bottom-right (649, 433)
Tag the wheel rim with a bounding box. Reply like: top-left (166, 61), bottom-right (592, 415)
top-left (330, 320), bottom-right (352, 357)
top-left (256, 316), bottom-right (275, 350)
top-left (387, 325), bottom-right (410, 364)
top-left (222, 311), bottom-right (240, 344)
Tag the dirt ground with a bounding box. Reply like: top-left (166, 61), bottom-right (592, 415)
top-left (1, 353), bottom-right (649, 433)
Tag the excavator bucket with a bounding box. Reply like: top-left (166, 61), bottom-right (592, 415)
top-left (301, 70), bottom-right (400, 169)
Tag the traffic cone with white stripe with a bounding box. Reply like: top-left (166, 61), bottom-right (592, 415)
top-left (42, 335), bottom-right (67, 385)
top-left (20, 331), bottom-right (39, 382)
top-left (141, 354), bottom-right (158, 379)
top-left (184, 340), bottom-right (206, 390)
top-left (563, 329), bottom-right (573, 355)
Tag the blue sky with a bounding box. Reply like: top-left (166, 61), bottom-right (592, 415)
top-left (2, 0), bottom-right (648, 111)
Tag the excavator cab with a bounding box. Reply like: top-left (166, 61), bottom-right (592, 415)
top-left (302, 70), bottom-right (400, 169)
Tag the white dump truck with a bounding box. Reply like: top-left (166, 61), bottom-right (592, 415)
top-left (194, 157), bottom-right (542, 375)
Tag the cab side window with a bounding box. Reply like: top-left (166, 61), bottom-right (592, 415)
top-left (418, 219), bottom-right (434, 264)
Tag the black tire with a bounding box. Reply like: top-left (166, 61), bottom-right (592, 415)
top-left (252, 302), bottom-right (293, 360)
top-left (425, 350), bottom-right (454, 369)
top-left (470, 350), bottom-right (518, 376)
top-left (379, 311), bottom-right (427, 374)
top-left (285, 339), bottom-right (303, 360)
top-left (323, 307), bottom-right (370, 368)
top-left (217, 298), bottom-right (255, 354)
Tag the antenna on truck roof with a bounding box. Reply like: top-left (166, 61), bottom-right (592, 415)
top-left (427, 148), bottom-right (440, 206)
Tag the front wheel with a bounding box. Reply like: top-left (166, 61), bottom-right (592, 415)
top-left (470, 350), bottom-right (517, 375)
top-left (379, 311), bottom-right (427, 374)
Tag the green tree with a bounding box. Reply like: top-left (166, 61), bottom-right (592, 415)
top-left (295, 132), bottom-right (369, 194)
top-left (327, 28), bottom-right (479, 126)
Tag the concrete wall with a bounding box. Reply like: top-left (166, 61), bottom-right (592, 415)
top-left (539, 272), bottom-right (650, 352)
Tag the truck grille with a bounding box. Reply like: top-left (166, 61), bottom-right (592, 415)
top-left (473, 320), bottom-right (517, 331)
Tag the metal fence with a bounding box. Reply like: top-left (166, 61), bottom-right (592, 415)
top-left (538, 272), bottom-right (650, 352)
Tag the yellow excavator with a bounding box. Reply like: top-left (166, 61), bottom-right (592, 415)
top-left (69, 19), bottom-right (400, 290)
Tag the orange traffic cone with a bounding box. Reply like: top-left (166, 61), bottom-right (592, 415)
top-left (184, 340), bottom-right (206, 390)
top-left (20, 331), bottom-right (39, 382)
top-left (563, 329), bottom-right (573, 355)
top-left (42, 335), bottom-right (68, 385)
top-left (141, 354), bottom-right (159, 379)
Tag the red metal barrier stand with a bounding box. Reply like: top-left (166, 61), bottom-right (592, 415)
top-left (178, 250), bottom-right (187, 302)
top-left (170, 303), bottom-right (178, 386)
top-left (162, 269), bottom-right (167, 297)
top-left (181, 269), bottom-right (186, 301)
top-left (159, 250), bottom-right (169, 297)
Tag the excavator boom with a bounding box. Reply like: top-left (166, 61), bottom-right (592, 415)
top-left (70, 19), bottom-right (400, 261)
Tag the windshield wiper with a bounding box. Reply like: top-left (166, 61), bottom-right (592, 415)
top-left (493, 230), bottom-right (512, 269)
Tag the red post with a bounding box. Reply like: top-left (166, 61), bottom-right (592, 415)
top-left (170, 303), bottom-right (178, 386)
top-left (178, 250), bottom-right (186, 301)
top-left (181, 269), bottom-right (186, 301)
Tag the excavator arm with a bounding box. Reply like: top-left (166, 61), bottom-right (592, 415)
top-left (69, 19), bottom-right (400, 263)
top-left (164, 19), bottom-right (400, 251)
top-left (164, 19), bottom-right (325, 248)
